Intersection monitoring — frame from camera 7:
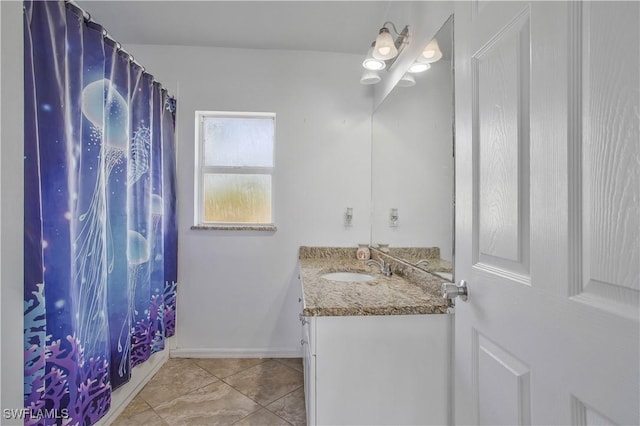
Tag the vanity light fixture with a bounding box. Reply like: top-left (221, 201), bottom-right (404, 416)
top-left (360, 22), bottom-right (409, 85)
top-left (420, 38), bottom-right (443, 63)
top-left (360, 69), bottom-right (382, 85)
top-left (373, 27), bottom-right (397, 60)
top-left (397, 73), bottom-right (416, 87)
top-left (362, 42), bottom-right (386, 71)
top-left (372, 22), bottom-right (409, 60)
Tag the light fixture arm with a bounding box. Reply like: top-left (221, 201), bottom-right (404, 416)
top-left (381, 21), bottom-right (403, 36)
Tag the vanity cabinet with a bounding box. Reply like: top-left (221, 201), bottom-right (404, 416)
top-left (301, 313), bottom-right (451, 426)
top-left (301, 316), bottom-right (315, 425)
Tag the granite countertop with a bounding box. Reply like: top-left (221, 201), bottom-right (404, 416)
top-left (299, 247), bottom-right (449, 317)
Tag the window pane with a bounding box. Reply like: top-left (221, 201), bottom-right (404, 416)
top-left (203, 116), bottom-right (274, 167)
top-left (204, 174), bottom-right (272, 223)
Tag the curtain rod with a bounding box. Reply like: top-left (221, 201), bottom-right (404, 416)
top-left (64, 0), bottom-right (175, 100)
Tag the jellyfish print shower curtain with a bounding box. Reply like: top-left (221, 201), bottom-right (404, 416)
top-left (23, 1), bottom-right (178, 424)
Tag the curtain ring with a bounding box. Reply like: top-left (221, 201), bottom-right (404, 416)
top-left (83, 11), bottom-right (91, 23)
top-left (116, 42), bottom-right (122, 51)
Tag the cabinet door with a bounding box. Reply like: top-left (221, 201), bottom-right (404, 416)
top-left (302, 318), bottom-right (316, 425)
top-left (315, 315), bottom-right (450, 425)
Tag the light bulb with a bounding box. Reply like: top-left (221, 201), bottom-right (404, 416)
top-left (373, 28), bottom-right (398, 60)
top-left (362, 43), bottom-right (386, 71)
top-left (378, 46), bottom-right (391, 56)
top-left (421, 39), bottom-right (443, 63)
top-left (408, 62), bottom-right (431, 73)
top-left (363, 57), bottom-right (385, 71)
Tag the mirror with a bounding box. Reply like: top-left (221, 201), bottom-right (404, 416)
top-left (371, 16), bottom-right (454, 280)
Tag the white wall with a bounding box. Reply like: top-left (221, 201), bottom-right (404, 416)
top-left (1, 1), bottom-right (25, 423)
top-left (127, 44), bottom-right (373, 356)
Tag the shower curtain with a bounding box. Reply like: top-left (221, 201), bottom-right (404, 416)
top-left (23, 1), bottom-right (178, 424)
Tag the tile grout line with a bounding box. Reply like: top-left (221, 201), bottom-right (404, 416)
top-left (229, 408), bottom-right (295, 426)
top-left (138, 366), bottom-right (219, 411)
top-left (205, 358), bottom-right (270, 381)
top-left (114, 358), bottom-right (305, 425)
top-left (261, 384), bottom-right (305, 425)
top-left (221, 365), bottom-right (303, 404)
top-left (220, 362), bottom-right (304, 424)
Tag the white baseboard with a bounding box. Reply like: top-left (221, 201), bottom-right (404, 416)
top-left (170, 347), bottom-right (302, 359)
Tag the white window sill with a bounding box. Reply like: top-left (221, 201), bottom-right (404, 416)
top-left (191, 224), bottom-right (278, 232)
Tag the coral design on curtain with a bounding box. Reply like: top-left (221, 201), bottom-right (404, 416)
top-left (23, 1), bottom-right (178, 424)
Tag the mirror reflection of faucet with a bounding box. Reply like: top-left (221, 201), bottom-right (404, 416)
top-left (366, 259), bottom-right (392, 277)
top-left (415, 259), bottom-right (431, 268)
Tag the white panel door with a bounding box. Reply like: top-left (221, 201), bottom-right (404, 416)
top-left (454, 2), bottom-right (639, 425)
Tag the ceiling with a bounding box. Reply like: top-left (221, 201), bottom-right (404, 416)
top-left (75, 1), bottom-right (393, 55)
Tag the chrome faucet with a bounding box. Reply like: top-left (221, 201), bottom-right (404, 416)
top-left (415, 259), bottom-right (431, 268)
top-left (366, 259), bottom-right (392, 277)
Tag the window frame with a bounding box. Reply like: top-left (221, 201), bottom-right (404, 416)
top-left (194, 111), bottom-right (276, 228)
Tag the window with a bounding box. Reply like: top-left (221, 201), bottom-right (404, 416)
top-left (195, 111), bottom-right (275, 228)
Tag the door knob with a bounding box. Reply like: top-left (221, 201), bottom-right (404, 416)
top-left (442, 280), bottom-right (468, 302)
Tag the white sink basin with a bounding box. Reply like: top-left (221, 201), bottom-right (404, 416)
top-left (321, 272), bottom-right (375, 282)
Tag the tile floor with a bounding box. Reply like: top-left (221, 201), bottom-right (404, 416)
top-left (112, 358), bottom-right (306, 426)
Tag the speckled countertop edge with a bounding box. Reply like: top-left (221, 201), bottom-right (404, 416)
top-left (299, 246), bottom-right (450, 317)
